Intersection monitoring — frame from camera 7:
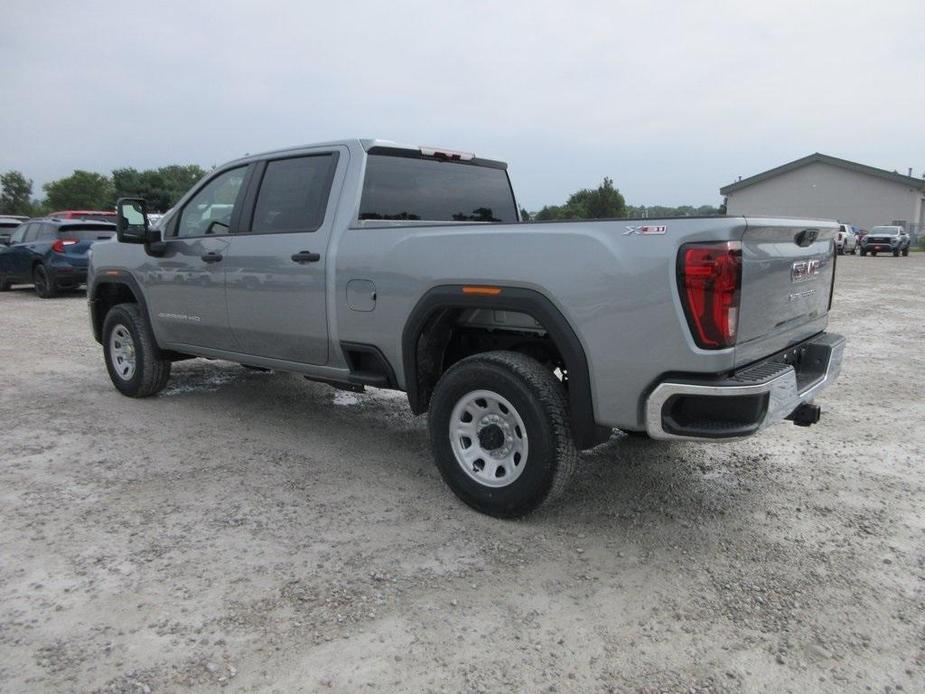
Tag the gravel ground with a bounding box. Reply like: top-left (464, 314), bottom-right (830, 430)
top-left (0, 254), bottom-right (922, 693)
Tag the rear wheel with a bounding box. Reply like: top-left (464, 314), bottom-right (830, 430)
top-left (33, 265), bottom-right (58, 298)
top-left (102, 303), bottom-right (171, 397)
top-left (871, 251), bottom-right (877, 256)
top-left (429, 351), bottom-right (577, 518)
top-left (0, 275), bottom-right (11, 291)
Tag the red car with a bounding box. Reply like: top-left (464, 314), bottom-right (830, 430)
top-left (49, 210), bottom-right (117, 223)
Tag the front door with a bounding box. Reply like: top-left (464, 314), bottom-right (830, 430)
top-left (223, 150), bottom-right (342, 364)
top-left (143, 165), bottom-right (249, 350)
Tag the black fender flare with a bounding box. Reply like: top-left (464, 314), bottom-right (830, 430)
top-left (401, 285), bottom-right (609, 449)
top-left (88, 270), bottom-right (153, 344)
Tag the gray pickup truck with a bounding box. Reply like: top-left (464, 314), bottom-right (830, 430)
top-left (90, 138), bottom-right (845, 517)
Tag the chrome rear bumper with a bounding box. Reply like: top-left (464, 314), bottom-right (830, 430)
top-left (645, 333), bottom-right (845, 441)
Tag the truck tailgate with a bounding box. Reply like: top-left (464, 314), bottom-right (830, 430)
top-left (734, 218), bottom-right (837, 367)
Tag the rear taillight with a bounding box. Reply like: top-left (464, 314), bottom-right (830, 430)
top-left (51, 239), bottom-right (78, 253)
top-left (677, 241), bottom-right (742, 349)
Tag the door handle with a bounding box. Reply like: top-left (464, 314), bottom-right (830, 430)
top-left (201, 252), bottom-right (223, 263)
top-left (291, 251), bottom-right (321, 263)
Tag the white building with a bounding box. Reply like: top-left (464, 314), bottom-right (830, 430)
top-left (721, 153), bottom-right (925, 235)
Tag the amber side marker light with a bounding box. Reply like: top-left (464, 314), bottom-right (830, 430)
top-left (462, 286), bottom-right (502, 296)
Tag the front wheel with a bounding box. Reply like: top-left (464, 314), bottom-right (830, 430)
top-left (902, 247), bottom-right (909, 257)
top-left (428, 351), bottom-right (577, 518)
top-left (0, 274), bottom-right (11, 291)
top-left (860, 249), bottom-right (867, 256)
top-left (102, 303), bottom-right (171, 397)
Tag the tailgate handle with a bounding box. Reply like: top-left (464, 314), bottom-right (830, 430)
top-left (794, 229), bottom-right (819, 247)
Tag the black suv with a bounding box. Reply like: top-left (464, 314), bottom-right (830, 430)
top-left (860, 226), bottom-right (911, 257)
top-left (0, 218), bottom-right (115, 297)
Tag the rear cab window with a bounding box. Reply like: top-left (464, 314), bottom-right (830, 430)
top-left (359, 148), bottom-right (517, 224)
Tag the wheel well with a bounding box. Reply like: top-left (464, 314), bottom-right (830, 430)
top-left (402, 286), bottom-right (610, 449)
top-left (413, 308), bottom-right (566, 412)
top-left (91, 282), bottom-right (138, 343)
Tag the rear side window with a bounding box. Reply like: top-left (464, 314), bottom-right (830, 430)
top-left (249, 154), bottom-right (338, 233)
top-left (36, 224), bottom-right (56, 241)
top-left (360, 154), bottom-right (517, 223)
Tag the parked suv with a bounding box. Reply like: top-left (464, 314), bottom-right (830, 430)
top-left (860, 226), bottom-right (911, 256)
top-left (836, 224), bottom-right (859, 255)
top-left (88, 139), bottom-right (844, 517)
top-left (0, 218), bottom-right (115, 296)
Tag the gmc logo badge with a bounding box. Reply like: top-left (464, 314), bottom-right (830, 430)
top-left (791, 258), bottom-right (822, 283)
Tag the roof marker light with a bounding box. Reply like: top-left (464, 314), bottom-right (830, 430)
top-left (462, 286), bottom-right (502, 296)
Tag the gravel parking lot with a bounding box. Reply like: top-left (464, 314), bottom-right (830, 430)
top-left (0, 254), bottom-right (923, 693)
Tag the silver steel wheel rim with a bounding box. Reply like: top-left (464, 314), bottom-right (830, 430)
top-left (449, 389), bottom-right (529, 488)
top-left (109, 324), bottom-right (137, 381)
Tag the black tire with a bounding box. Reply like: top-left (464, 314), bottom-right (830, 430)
top-left (850, 246), bottom-right (857, 255)
top-left (871, 252), bottom-right (877, 256)
top-left (836, 246), bottom-right (844, 255)
top-left (33, 264), bottom-right (58, 298)
top-left (893, 249), bottom-right (900, 257)
top-left (902, 247), bottom-right (909, 257)
top-left (860, 249), bottom-right (867, 256)
top-left (0, 275), bottom-right (11, 291)
top-left (428, 350), bottom-right (578, 518)
top-left (102, 303), bottom-right (171, 397)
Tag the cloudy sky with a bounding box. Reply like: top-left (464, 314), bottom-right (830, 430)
top-left (1, 0), bottom-right (923, 210)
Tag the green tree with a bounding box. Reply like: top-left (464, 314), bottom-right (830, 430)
top-left (43, 170), bottom-right (114, 211)
top-left (112, 164), bottom-right (206, 212)
top-left (534, 177), bottom-right (626, 220)
top-left (0, 170), bottom-right (34, 216)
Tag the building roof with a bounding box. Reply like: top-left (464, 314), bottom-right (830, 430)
top-left (720, 153), bottom-right (925, 195)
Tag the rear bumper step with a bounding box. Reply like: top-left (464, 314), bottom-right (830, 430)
top-left (645, 332), bottom-right (845, 440)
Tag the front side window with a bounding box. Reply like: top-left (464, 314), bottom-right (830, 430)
top-left (249, 154), bottom-right (338, 233)
top-left (176, 167), bottom-right (246, 237)
top-left (11, 224), bottom-right (30, 244)
top-left (359, 154), bottom-right (517, 223)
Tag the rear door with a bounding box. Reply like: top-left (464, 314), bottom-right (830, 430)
top-left (735, 218), bottom-right (837, 366)
top-left (144, 165), bottom-right (250, 351)
top-left (223, 149), bottom-right (343, 364)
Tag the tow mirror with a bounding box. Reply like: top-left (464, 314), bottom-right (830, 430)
top-left (116, 197), bottom-right (149, 244)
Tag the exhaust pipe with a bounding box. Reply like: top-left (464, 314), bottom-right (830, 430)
top-left (786, 402), bottom-right (821, 427)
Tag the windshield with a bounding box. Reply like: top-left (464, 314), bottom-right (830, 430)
top-left (869, 227), bottom-right (900, 235)
top-left (360, 153), bottom-right (517, 223)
